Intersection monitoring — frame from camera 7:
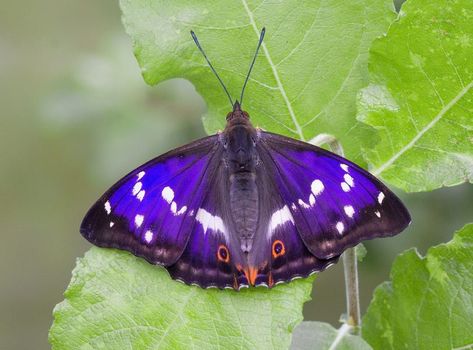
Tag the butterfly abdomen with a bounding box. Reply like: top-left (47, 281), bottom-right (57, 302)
top-left (223, 110), bottom-right (261, 254)
top-left (229, 172), bottom-right (259, 252)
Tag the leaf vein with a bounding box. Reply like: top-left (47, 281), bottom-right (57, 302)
top-left (372, 80), bottom-right (473, 176)
top-left (241, 0), bottom-right (304, 140)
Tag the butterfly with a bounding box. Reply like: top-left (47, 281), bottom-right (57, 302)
top-left (80, 28), bottom-right (410, 290)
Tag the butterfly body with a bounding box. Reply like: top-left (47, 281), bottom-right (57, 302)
top-left (222, 102), bottom-right (260, 252)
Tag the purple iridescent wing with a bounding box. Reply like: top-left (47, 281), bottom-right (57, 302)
top-left (257, 131), bottom-right (411, 260)
top-left (80, 135), bottom-right (223, 266)
top-left (168, 164), bottom-right (248, 289)
top-left (246, 165), bottom-right (339, 287)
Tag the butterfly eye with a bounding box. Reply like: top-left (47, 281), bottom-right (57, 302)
top-left (217, 244), bottom-right (230, 263)
top-left (272, 240), bottom-right (286, 258)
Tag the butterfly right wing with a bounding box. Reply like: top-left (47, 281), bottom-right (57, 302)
top-left (80, 135), bottom-right (223, 267)
top-left (246, 164), bottom-right (339, 287)
top-left (168, 163), bottom-right (249, 289)
top-left (257, 131), bottom-right (411, 259)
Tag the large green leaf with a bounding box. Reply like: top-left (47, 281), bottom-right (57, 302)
top-left (362, 224), bottom-right (473, 349)
top-left (120, 0), bottom-right (395, 164)
top-left (358, 0), bottom-right (473, 192)
top-left (49, 248), bottom-right (314, 349)
top-left (291, 322), bottom-right (372, 350)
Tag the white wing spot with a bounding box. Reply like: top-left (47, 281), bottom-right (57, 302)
top-left (336, 221), bottom-right (345, 234)
top-left (378, 192), bottom-right (385, 204)
top-left (340, 164), bottom-right (349, 172)
top-left (268, 205), bottom-right (294, 239)
top-left (137, 171), bottom-right (145, 180)
top-left (298, 199), bottom-right (310, 209)
top-left (344, 205), bottom-right (355, 218)
top-left (311, 179), bottom-right (324, 196)
top-left (291, 203), bottom-right (297, 211)
top-left (189, 209), bottom-right (195, 216)
top-left (344, 173), bottom-right (354, 187)
top-left (309, 194), bottom-right (316, 206)
top-left (137, 190), bottom-right (145, 201)
top-left (170, 202), bottom-right (177, 214)
top-left (132, 182), bottom-right (142, 196)
top-left (135, 214), bottom-right (144, 228)
top-left (196, 208), bottom-right (227, 239)
top-left (104, 201), bottom-right (111, 214)
top-left (341, 182), bottom-right (351, 192)
top-left (162, 186), bottom-right (174, 204)
top-left (144, 230), bottom-right (153, 243)
top-left (109, 221), bottom-right (114, 228)
top-left (177, 206), bottom-right (187, 215)
top-left (375, 210), bottom-right (381, 218)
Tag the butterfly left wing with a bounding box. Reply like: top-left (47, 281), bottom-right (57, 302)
top-left (80, 135), bottom-right (223, 267)
top-left (167, 163), bottom-right (249, 289)
top-left (256, 131), bottom-right (411, 260)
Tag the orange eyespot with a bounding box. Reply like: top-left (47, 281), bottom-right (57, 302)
top-left (217, 244), bottom-right (230, 263)
top-left (272, 240), bottom-right (286, 258)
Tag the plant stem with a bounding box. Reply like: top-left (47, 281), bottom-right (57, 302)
top-left (309, 134), bottom-right (361, 332)
top-left (342, 248), bottom-right (361, 330)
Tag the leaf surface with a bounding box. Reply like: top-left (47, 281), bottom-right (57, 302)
top-left (362, 224), bottom-right (473, 349)
top-left (291, 321), bottom-right (372, 350)
top-left (120, 0), bottom-right (395, 164)
top-left (358, 0), bottom-right (473, 191)
top-left (49, 248), bottom-right (314, 350)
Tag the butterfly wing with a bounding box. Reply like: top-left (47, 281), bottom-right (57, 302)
top-left (246, 164), bottom-right (339, 287)
top-left (80, 135), bottom-right (223, 266)
top-left (167, 164), bottom-right (249, 289)
top-left (257, 131), bottom-right (411, 260)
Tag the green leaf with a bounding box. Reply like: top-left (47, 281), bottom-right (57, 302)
top-left (49, 247), bottom-right (314, 350)
top-left (291, 322), bottom-right (372, 350)
top-left (120, 0), bottom-right (395, 163)
top-left (358, 0), bottom-right (473, 192)
top-left (362, 224), bottom-right (473, 350)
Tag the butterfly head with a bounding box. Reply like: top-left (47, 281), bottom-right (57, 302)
top-left (226, 101), bottom-right (250, 122)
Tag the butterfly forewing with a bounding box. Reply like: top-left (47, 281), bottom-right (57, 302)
top-left (80, 135), bottom-right (222, 266)
top-left (258, 131), bottom-right (411, 260)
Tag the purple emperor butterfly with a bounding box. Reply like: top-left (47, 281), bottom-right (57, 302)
top-left (81, 28), bottom-right (410, 290)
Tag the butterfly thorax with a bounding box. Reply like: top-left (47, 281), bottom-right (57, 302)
top-left (222, 104), bottom-right (259, 253)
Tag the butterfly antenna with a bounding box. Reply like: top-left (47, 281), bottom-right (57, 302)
top-left (240, 27), bottom-right (265, 107)
top-left (190, 30), bottom-right (233, 107)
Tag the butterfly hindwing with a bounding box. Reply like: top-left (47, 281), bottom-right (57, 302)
top-left (247, 165), bottom-right (339, 287)
top-left (257, 131), bottom-right (411, 260)
top-left (80, 135), bottom-right (223, 266)
top-left (168, 164), bottom-right (249, 289)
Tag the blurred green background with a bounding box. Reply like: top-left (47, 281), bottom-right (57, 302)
top-left (1, 1), bottom-right (472, 349)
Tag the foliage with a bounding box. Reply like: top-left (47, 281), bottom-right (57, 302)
top-left (120, 0), bottom-right (395, 164)
top-left (291, 322), bottom-right (372, 350)
top-left (358, 0), bottom-right (473, 192)
top-left (49, 248), bottom-right (313, 350)
top-left (363, 224), bottom-right (473, 349)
